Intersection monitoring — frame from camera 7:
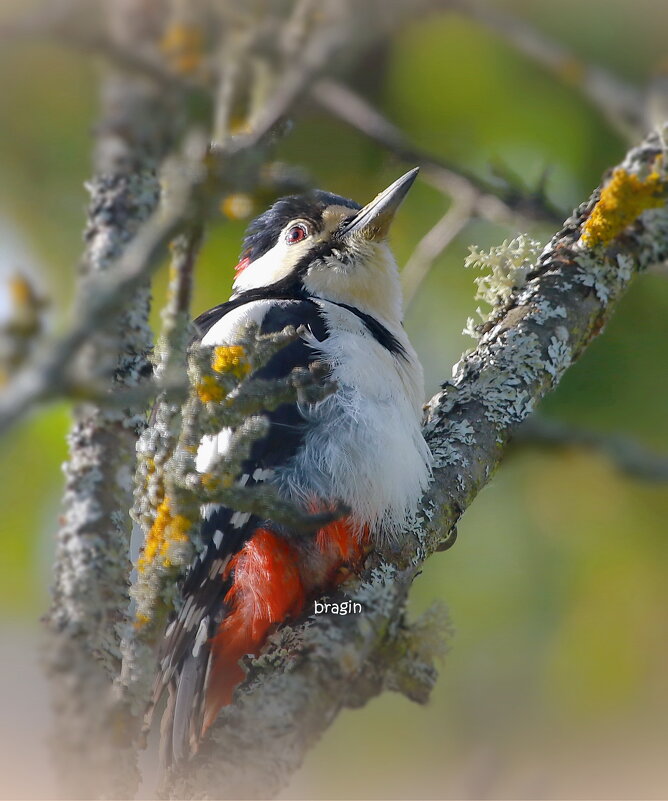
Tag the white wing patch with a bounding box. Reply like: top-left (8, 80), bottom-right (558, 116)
top-left (196, 428), bottom-right (233, 473)
top-left (200, 299), bottom-right (274, 347)
top-left (196, 300), bottom-right (277, 475)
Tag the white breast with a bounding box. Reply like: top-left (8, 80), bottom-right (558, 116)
top-left (273, 300), bottom-right (432, 542)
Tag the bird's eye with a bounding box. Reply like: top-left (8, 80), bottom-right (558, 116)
top-left (285, 223), bottom-right (308, 245)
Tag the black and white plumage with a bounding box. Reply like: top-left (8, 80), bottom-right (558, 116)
top-left (149, 168), bottom-right (432, 765)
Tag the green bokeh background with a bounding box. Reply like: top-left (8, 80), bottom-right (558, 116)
top-left (1, 1), bottom-right (667, 798)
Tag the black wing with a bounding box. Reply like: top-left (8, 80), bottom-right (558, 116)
top-left (148, 298), bottom-right (329, 765)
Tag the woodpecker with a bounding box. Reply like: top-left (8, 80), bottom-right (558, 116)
top-left (150, 168), bottom-right (432, 765)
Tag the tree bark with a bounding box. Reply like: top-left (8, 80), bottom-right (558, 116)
top-left (43, 2), bottom-right (176, 797)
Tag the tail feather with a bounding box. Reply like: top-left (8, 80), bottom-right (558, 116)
top-left (171, 646), bottom-right (208, 764)
top-left (148, 516), bottom-right (366, 765)
top-left (146, 506), bottom-right (255, 767)
top-left (158, 684), bottom-right (176, 770)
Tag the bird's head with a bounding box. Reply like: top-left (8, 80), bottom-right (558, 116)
top-left (232, 168), bottom-right (419, 325)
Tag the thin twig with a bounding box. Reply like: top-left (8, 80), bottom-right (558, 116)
top-left (514, 415), bottom-right (668, 482)
top-left (226, 6), bottom-right (345, 152)
top-left (0, 171), bottom-right (196, 435)
top-left (402, 193), bottom-right (476, 308)
top-left (458, 0), bottom-right (645, 140)
top-left (313, 78), bottom-right (564, 225)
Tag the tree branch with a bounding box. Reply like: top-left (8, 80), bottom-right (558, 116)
top-left (0, 159), bottom-right (197, 435)
top-left (457, 1), bottom-right (646, 140)
top-left (402, 192), bottom-right (476, 307)
top-left (313, 78), bottom-right (565, 225)
top-left (165, 131), bottom-right (668, 799)
top-left (42, 2), bottom-right (177, 797)
top-left (514, 414), bottom-right (668, 482)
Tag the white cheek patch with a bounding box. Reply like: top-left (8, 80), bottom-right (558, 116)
top-left (233, 235), bottom-right (312, 293)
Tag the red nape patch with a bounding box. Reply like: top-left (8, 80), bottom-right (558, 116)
top-left (234, 256), bottom-right (251, 274)
top-left (202, 529), bottom-right (304, 734)
top-left (315, 518), bottom-right (370, 584)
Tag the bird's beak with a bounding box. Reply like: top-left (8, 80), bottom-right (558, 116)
top-left (340, 167), bottom-right (419, 242)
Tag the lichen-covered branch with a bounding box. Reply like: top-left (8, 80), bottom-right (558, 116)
top-left (43, 2), bottom-right (177, 797)
top-left (165, 132), bottom-right (668, 800)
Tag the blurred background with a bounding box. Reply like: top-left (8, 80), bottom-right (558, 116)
top-left (1, 0), bottom-right (668, 798)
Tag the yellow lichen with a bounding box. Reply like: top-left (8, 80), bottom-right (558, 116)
top-left (212, 345), bottom-right (250, 378)
top-left (582, 167), bottom-right (665, 247)
top-left (201, 471), bottom-right (233, 491)
top-left (137, 497), bottom-right (191, 574)
top-left (160, 22), bottom-right (204, 75)
top-left (196, 375), bottom-right (224, 404)
top-left (196, 346), bottom-right (250, 404)
top-left (229, 114), bottom-right (253, 136)
top-left (200, 472), bottom-right (216, 490)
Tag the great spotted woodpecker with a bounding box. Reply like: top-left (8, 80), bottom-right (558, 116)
top-left (151, 168), bottom-right (432, 764)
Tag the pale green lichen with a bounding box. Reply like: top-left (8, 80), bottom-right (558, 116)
top-left (355, 563), bottom-right (399, 620)
top-left (463, 234), bottom-right (543, 339)
top-left (427, 419), bottom-right (475, 470)
top-left (532, 299), bottom-right (567, 325)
